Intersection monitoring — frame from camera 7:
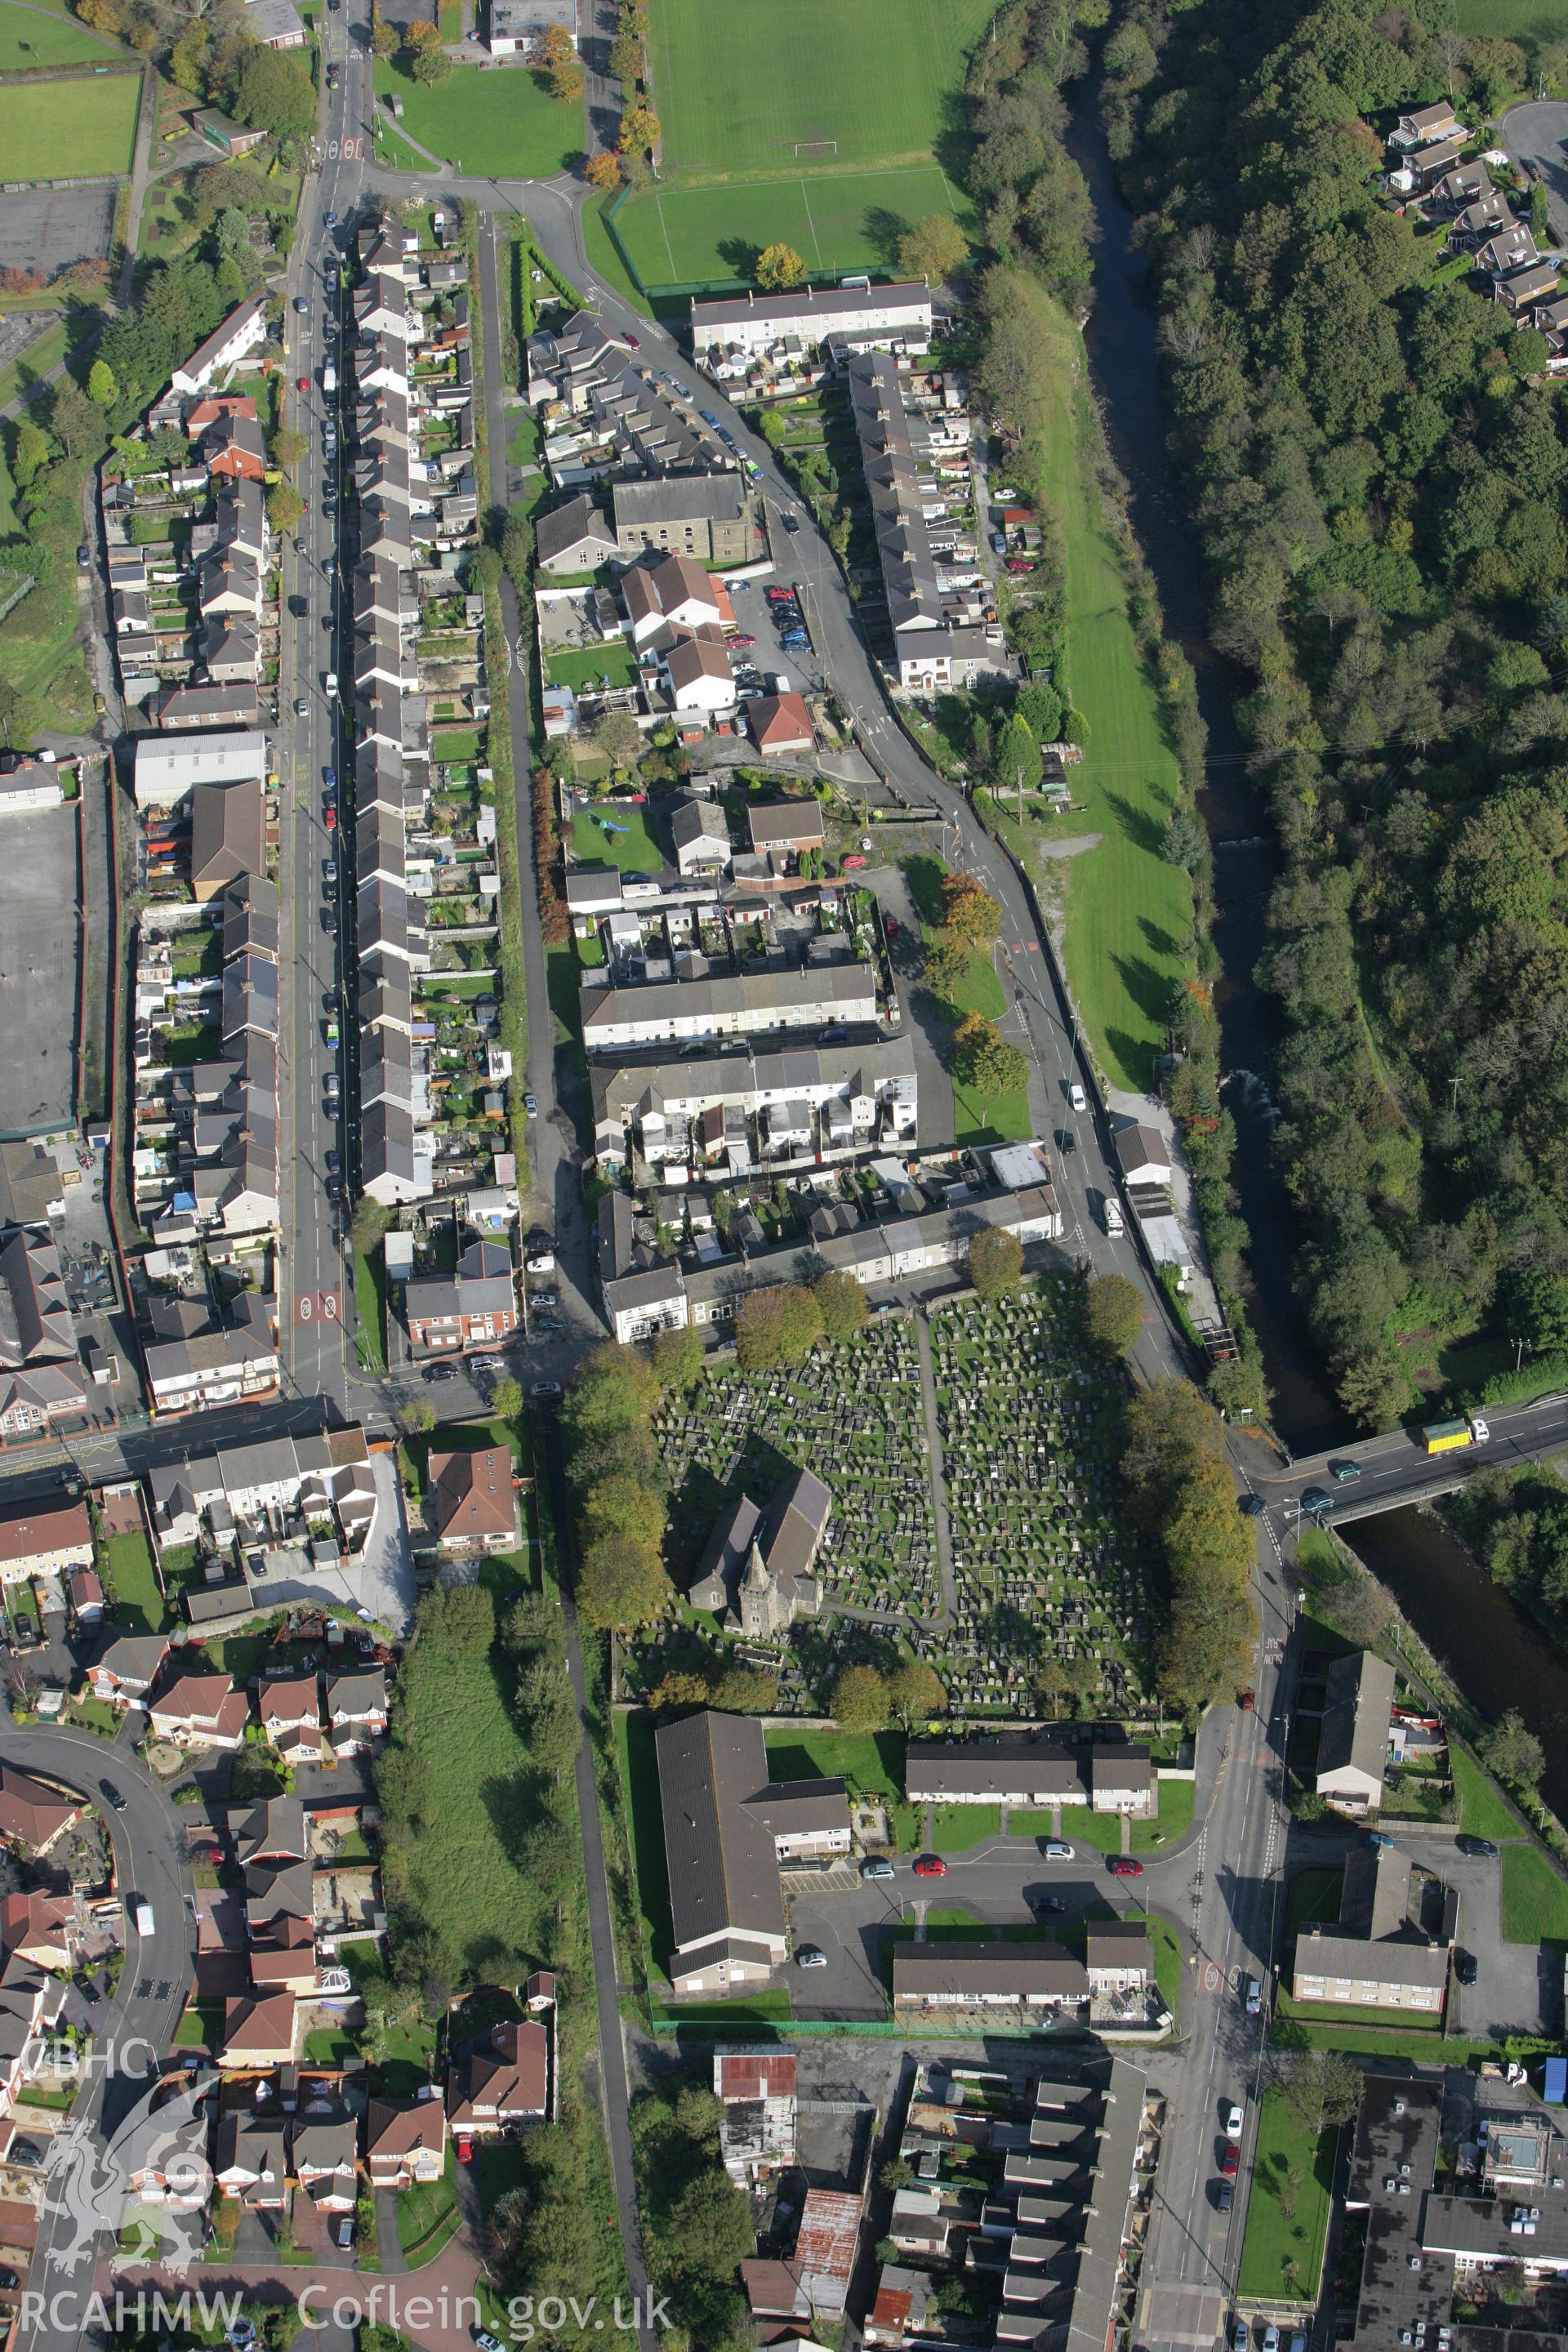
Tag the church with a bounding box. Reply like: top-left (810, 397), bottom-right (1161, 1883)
top-left (688, 1466), bottom-right (831, 1637)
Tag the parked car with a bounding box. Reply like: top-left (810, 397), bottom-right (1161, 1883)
top-left (1459, 1835), bottom-right (1499, 1857)
top-left (732, 634), bottom-right (755, 648)
top-left (1220, 2142), bottom-right (1239, 2177)
top-left (1107, 1856), bottom-right (1143, 1878)
top-left (8, 2143), bottom-right (42, 2167)
top-left (1261, 2328), bottom-right (1281, 2352)
top-left (700, 410), bottom-right (719, 426)
top-left (860, 1857), bottom-right (894, 1882)
top-left (795, 1944), bottom-right (827, 1968)
top-left (1036, 1895), bottom-right (1066, 1914)
top-left (471, 2333), bottom-right (502, 2352)
top-left (524, 1092), bottom-right (538, 1116)
top-left (1041, 1841), bottom-right (1075, 1860)
top-left (1231, 2317), bottom-right (1247, 2348)
top-left (1215, 2180), bottom-right (1233, 2212)
top-left (912, 1855), bottom-right (947, 1878)
top-left (531, 1380), bottom-right (564, 1401)
top-left (1224, 2102), bottom-right (1244, 2141)
top-left (1456, 1949), bottom-right (1477, 1985)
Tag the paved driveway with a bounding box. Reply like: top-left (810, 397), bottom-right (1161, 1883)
top-left (1504, 100), bottom-right (1568, 239)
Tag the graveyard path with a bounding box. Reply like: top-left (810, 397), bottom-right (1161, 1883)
top-left (912, 1312), bottom-right (957, 1630)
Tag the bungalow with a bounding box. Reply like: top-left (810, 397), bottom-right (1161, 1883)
top-left (0, 1499), bottom-right (92, 1585)
top-left (366, 2091), bottom-right (447, 2189)
top-left (86, 1631), bottom-right (171, 1708)
top-left (327, 1668), bottom-right (389, 1755)
top-left (0, 1765), bottom-right (81, 1855)
top-left (749, 693), bottom-right (814, 758)
top-left (428, 1445), bottom-right (519, 1552)
top-left (219, 1992), bottom-right (299, 2069)
top-left (215, 2112), bottom-right (290, 2207)
top-left (147, 1668), bottom-right (252, 1751)
top-left (1316, 1650), bottom-right (1396, 1814)
top-left (891, 1940), bottom-right (1090, 2012)
top-left (257, 1675), bottom-right (322, 1761)
top-left (746, 799), bottom-right (825, 858)
top-left (292, 2114), bottom-right (358, 2212)
top-left (448, 2017), bottom-right (550, 2135)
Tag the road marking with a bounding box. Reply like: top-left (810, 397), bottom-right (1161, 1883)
top-left (297, 1290), bottom-right (341, 1324)
top-left (1202, 1960), bottom-right (1220, 1993)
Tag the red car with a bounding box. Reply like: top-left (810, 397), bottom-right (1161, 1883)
top-left (884, 915), bottom-right (900, 939)
top-left (1220, 2143), bottom-right (1239, 2177)
top-left (1107, 1857), bottom-right (1143, 1878)
top-left (298, 376), bottom-right (310, 393)
top-left (766, 587), bottom-right (795, 603)
top-left (324, 806), bottom-right (336, 831)
top-left (453, 2133), bottom-right (474, 2165)
top-left (624, 332), bottom-right (640, 349)
top-left (732, 634), bottom-right (755, 648)
top-left (912, 1855), bottom-right (947, 1878)
top-left (1238, 1689), bottom-right (1255, 1712)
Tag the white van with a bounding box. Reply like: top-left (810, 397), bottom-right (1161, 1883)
top-left (1102, 1197), bottom-right (1124, 1237)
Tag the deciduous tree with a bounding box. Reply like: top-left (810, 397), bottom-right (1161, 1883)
top-left (885, 1659), bottom-right (944, 1726)
top-left (577, 1533), bottom-right (667, 1631)
top-left (952, 1011), bottom-right (1027, 1099)
top-left (813, 1268), bottom-right (868, 1344)
top-left (619, 103), bottom-right (659, 156)
top-left (969, 1225), bottom-right (1022, 1298)
top-left (735, 1282), bottom-right (823, 1371)
top-left (832, 1664), bottom-right (890, 1733)
top-left (1482, 1708), bottom-right (1544, 1793)
top-left (652, 1322), bottom-right (703, 1394)
top-left (585, 149), bottom-right (621, 191)
top-left (755, 242), bottom-right (807, 292)
top-left (938, 871), bottom-right (1002, 950)
top-left (1085, 1273), bottom-right (1143, 1356)
top-left (899, 212), bottom-right (968, 284)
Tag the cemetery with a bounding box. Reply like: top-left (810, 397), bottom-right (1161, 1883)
top-left (926, 1280), bottom-right (1155, 1717)
top-left (625, 1276), bottom-right (1155, 1720)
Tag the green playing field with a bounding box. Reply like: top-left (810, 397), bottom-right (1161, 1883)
top-left (612, 163), bottom-right (962, 291)
top-left (649, 0), bottom-right (995, 181)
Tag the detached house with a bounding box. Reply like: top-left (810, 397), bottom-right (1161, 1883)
top-left (366, 2091), bottom-right (447, 2189)
top-left (219, 1991), bottom-right (299, 2069)
top-left (86, 1631), bottom-right (171, 1710)
top-left (327, 1668), bottom-right (389, 1755)
top-left (148, 1668), bottom-right (251, 1751)
top-left (1389, 100), bottom-right (1463, 148)
top-left (448, 2018), bottom-right (550, 2136)
top-left (746, 799), bottom-right (826, 858)
top-left (0, 1767), bottom-right (81, 1855)
top-left (292, 2114), bottom-right (358, 2212)
top-left (215, 2112), bottom-right (290, 2208)
top-left (257, 1674), bottom-right (322, 1762)
top-left (428, 1445), bottom-right (519, 1553)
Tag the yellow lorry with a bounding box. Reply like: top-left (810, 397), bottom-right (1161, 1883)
top-left (1420, 1416), bottom-right (1490, 1455)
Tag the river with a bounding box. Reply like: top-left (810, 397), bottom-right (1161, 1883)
top-left (1064, 82), bottom-right (1568, 1762)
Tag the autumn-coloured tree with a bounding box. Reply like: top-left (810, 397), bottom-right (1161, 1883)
top-left (969, 1226), bottom-right (1022, 1300)
top-left (832, 1665), bottom-right (890, 1734)
top-left (550, 56), bottom-right (584, 100)
top-left (952, 1011), bottom-right (1027, 1100)
top-left (585, 148), bottom-right (621, 191)
top-left (756, 242), bottom-right (807, 292)
top-left (939, 870), bottom-right (1002, 949)
top-left (406, 16), bottom-right (440, 43)
top-left (899, 212), bottom-right (969, 284)
top-left (1085, 1272), bottom-right (1144, 1357)
top-left (539, 21), bottom-right (573, 68)
top-left (619, 103), bottom-right (659, 155)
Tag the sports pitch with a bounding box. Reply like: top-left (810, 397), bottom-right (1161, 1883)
top-left (613, 164), bottom-right (963, 290)
top-left (650, 0), bottom-right (995, 180)
top-left (0, 70), bottom-right (139, 180)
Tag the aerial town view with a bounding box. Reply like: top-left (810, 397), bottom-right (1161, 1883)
top-left (6, 0), bottom-right (1568, 2346)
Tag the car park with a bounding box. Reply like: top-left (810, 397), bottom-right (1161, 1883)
top-left (913, 1855), bottom-right (947, 1878)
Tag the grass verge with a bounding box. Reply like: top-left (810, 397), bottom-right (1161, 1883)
top-left (1236, 2087), bottom-right (1334, 2304)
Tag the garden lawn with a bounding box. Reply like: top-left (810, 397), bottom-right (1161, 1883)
top-left (571, 805), bottom-right (663, 874)
top-left (1287, 1869), bottom-right (1343, 1934)
top-left (0, 72), bottom-right (138, 176)
top-left (103, 1531), bottom-right (166, 1632)
top-left (1276, 1992), bottom-right (1444, 2027)
top-left (1013, 283), bottom-right (1191, 1094)
top-left (1151, 1916), bottom-right (1183, 2016)
top-left (1236, 2087), bottom-right (1336, 2303)
top-left (764, 1725), bottom-right (920, 1849)
top-left (547, 640), bottom-right (638, 693)
top-left (612, 166), bottom-right (965, 293)
top-left (931, 1803), bottom-right (1001, 1853)
top-left (371, 59), bottom-right (580, 178)
top-left (396, 2145), bottom-right (460, 2263)
top-left (1501, 1846), bottom-right (1568, 1945)
top-left (0, 2), bottom-right (120, 69)
top-left (649, 0), bottom-right (996, 180)
top-left (1451, 1744), bottom-right (1519, 1840)
top-left (1131, 1775), bottom-right (1195, 1851)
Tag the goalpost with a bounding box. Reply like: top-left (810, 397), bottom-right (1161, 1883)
top-left (794, 140), bottom-right (837, 157)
